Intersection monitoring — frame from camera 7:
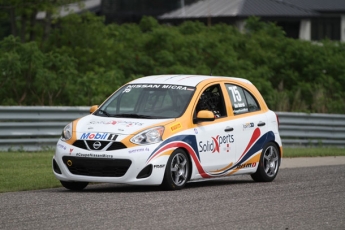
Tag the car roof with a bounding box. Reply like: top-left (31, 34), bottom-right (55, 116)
top-left (129, 75), bottom-right (253, 87)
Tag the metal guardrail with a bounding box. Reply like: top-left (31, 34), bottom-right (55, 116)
top-left (0, 106), bottom-right (90, 151)
top-left (276, 112), bottom-right (345, 147)
top-left (0, 106), bottom-right (344, 151)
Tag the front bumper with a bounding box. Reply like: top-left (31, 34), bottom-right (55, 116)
top-left (53, 139), bottom-right (170, 185)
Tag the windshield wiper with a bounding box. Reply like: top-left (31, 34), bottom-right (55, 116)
top-left (97, 109), bottom-right (113, 117)
top-left (113, 113), bottom-right (154, 119)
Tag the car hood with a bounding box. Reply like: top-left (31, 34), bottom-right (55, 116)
top-left (75, 115), bottom-right (175, 136)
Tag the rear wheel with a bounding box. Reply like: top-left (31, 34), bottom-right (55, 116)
top-left (60, 181), bottom-right (89, 191)
top-left (162, 149), bottom-right (190, 190)
top-left (251, 143), bottom-right (280, 182)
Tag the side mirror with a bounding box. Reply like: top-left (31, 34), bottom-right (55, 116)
top-left (89, 105), bottom-right (99, 114)
top-left (195, 110), bottom-right (215, 123)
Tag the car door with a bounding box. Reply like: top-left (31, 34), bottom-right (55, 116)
top-left (193, 84), bottom-right (238, 174)
top-left (224, 83), bottom-right (268, 167)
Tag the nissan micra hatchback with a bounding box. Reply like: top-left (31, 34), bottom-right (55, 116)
top-left (53, 75), bottom-right (283, 190)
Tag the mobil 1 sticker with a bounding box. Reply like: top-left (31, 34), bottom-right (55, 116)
top-left (78, 132), bottom-right (118, 141)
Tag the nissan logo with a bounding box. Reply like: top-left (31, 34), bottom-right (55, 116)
top-left (93, 141), bottom-right (102, 150)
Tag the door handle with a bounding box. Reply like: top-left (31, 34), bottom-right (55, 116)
top-left (224, 127), bottom-right (234, 132)
top-left (257, 121), bottom-right (266, 127)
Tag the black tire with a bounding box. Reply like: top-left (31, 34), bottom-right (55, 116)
top-left (161, 149), bottom-right (190, 190)
top-left (60, 181), bottom-right (89, 191)
top-left (251, 142), bottom-right (280, 182)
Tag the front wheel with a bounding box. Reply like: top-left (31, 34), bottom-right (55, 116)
top-left (251, 143), bottom-right (280, 182)
top-left (161, 149), bottom-right (190, 190)
top-left (60, 181), bottom-right (89, 191)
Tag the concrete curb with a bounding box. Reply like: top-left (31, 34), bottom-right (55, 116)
top-left (281, 156), bottom-right (345, 169)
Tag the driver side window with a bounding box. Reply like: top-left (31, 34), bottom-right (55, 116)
top-left (195, 84), bottom-right (226, 118)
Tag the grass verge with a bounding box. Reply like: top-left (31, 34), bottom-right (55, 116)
top-left (0, 151), bottom-right (61, 193)
top-left (283, 147), bottom-right (345, 158)
top-left (0, 148), bottom-right (344, 193)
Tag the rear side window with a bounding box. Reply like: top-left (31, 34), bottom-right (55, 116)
top-left (225, 84), bottom-right (260, 115)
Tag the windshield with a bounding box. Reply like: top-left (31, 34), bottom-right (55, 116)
top-left (95, 84), bottom-right (196, 119)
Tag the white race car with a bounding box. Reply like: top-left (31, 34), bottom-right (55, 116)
top-left (53, 75), bottom-right (283, 190)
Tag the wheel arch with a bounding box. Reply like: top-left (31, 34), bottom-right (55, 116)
top-left (263, 141), bottom-right (282, 166)
top-left (272, 141), bottom-right (282, 166)
top-left (175, 147), bottom-right (193, 181)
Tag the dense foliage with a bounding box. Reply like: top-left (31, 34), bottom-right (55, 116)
top-left (0, 13), bottom-right (344, 113)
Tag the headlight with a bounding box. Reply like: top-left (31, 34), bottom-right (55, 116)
top-left (61, 122), bottom-right (73, 141)
top-left (130, 126), bottom-right (164, 145)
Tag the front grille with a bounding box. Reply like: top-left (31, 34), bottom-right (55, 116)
top-left (62, 156), bottom-right (131, 177)
top-left (72, 140), bottom-right (127, 151)
top-left (73, 140), bottom-right (87, 149)
top-left (86, 140), bottom-right (110, 150)
top-left (107, 142), bottom-right (127, 151)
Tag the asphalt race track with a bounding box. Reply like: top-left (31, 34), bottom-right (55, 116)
top-left (1, 165), bottom-right (344, 230)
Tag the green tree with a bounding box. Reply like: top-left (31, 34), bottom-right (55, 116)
top-left (0, 35), bottom-right (78, 105)
top-left (0, 36), bottom-right (44, 104)
top-left (0, 0), bottom-right (81, 43)
top-left (0, 14), bottom-right (344, 113)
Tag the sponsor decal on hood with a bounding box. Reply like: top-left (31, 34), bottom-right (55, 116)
top-left (75, 115), bottom-right (174, 135)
